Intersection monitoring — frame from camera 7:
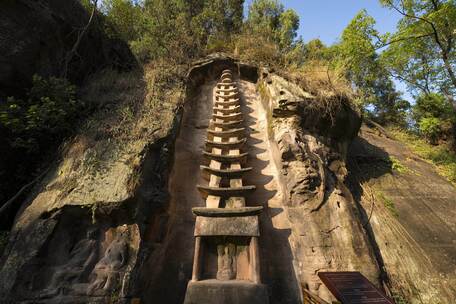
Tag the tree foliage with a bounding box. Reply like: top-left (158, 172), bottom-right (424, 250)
top-left (0, 75), bottom-right (81, 151)
top-left (412, 92), bottom-right (455, 142)
top-left (380, 0), bottom-right (456, 101)
top-left (378, 0), bottom-right (456, 143)
top-left (329, 10), bottom-right (408, 125)
top-left (99, 0), bottom-right (245, 62)
top-left (246, 0), bottom-right (299, 50)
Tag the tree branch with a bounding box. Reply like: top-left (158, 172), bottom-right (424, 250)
top-left (386, 68), bottom-right (430, 95)
top-left (388, 0), bottom-right (456, 93)
top-left (431, 0), bottom-right (440, 11)
top-left (62, 0), bottom-right (98, 78)
top-left (0, 167), bottom-right (51, 217)
top-left (390, 1), bottom-right (445, 51)
top-left (375, 32), bottom-right (434, 50)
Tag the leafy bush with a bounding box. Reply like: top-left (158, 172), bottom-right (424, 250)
top-left (418, 117), bottom-right (442, 144)
top-left (413, 93), bottom-right (455, 143)
top-left (414, 93), bottom-right (453, 120)
top-left (0, 75), bottom-right (82, 151)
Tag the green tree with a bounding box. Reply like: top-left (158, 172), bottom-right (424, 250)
top-left (412, 93), bottom-right (455, 143)
top-left (303, 39), bottom-right (330, 61)
top-left (191, 0), bottom-right (244, 48)
top-left (246, 0), bottom-right (299, 50)
top-left (335, 10), bottom-right (407, 125)
top-left (247, 0), bottom-right (284, 38)
top-left (100, 0), bottom-right (142, 41)
top-left (118, 0), bottom-right (244, 62)
top-left (278, 8), bottom-right (299, 50)
top-left (380, 0), bottom-right (456, 106)
top-left (337, 10), bottom-right (381, 91)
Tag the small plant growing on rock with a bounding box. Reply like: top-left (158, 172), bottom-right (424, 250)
top-left (388, 156), bottom-right (409, 174)
top-left (376, 190), bottom-right (399, 217)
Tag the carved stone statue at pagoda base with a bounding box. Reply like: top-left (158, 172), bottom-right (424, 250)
top-left (216, 243), bottom-right (236, 281)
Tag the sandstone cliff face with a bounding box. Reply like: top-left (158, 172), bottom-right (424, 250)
top-left (257, 70), bottom-right (381, 302)
top-left (0, 64), bottom-right (183, 303)
top-left (349, 125), bottom-right (456, 303)
top-left (0, 0), bottom-right (137, 225)
top-left (0, 55), bottom-right (454, 303)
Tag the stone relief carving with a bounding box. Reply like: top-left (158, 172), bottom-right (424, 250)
top-left (40, 228), bottom-right (99, 298)
top-left (216, 243), bottom-right (236, 281)
top-left (87, 235), bottom-right (128, 295)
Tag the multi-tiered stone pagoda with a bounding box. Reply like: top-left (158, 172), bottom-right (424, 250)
top-left (184, 69), bottom-right (269, 304)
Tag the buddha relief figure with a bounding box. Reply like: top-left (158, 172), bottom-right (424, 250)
top-left (216, 243), bottom-right (236, 281)
top-left (87, 235), bottom-right (128, 295)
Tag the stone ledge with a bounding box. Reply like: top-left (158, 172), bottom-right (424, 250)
top-left (184, 280), bottom-right (269, 304)
top-left (194, 215), bottom-right (259, 236)
top-left (192, 207), bottom-right (263, 217)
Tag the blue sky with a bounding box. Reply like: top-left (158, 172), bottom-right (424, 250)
top-left (244, 0), bottom-right (401, 43)
top-left (279, 0), bottom-right (401, 44)
top-left (244, 0), bottom-right (413, 101)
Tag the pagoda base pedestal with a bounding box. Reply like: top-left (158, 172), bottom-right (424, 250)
top-left (184, 280), bottom-right (269, 304)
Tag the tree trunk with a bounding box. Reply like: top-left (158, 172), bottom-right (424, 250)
top-left (441, 52), bottom-right (456, 94)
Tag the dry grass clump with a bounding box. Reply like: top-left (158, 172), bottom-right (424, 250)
top-left (79, 59), bottom-right (185, 144)
top-left (56, 60), bottom-right (186, 181)
top-left (137, 60), bottom-right (186, 139)
top-left (284, 60), bottom-right (353, 101)
top-left (79, 68), bottom-right (146, 142)
top-left (280, 60), bottom-right (358, 122)
top-left (205, 37), bottom-right (236, 55)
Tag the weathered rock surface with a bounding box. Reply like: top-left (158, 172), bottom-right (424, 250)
top-left (349, 125), bottom-right (456, 303)
top-left (0, 64), bottom-right (183, 303)
top-left (258, 70), bottom-right (380, 302)
top-left (0, 0), bottom-right (138, 224)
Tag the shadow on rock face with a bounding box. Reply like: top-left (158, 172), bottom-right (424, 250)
top-left (240, 83), bottom-right (302, 304)
top-left (347, 135), bottom-right (393, 188)
top-left (345, 134), bottom-right (394, 287)
top-left (346, 126), bottom-right (456, 302)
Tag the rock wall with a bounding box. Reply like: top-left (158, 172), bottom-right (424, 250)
top-left (349, 125), bottom-right (456, 303)
top-left (0, 63), bottom-right (181, 303)
top-left (258, 70), bottom-right (381, 302)
top-left (0, 55), bottom-right (255, 303)
top-left (0, 0), bottom-right (138, 219)
top-left (0, 0), bottom-right (136, 98)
